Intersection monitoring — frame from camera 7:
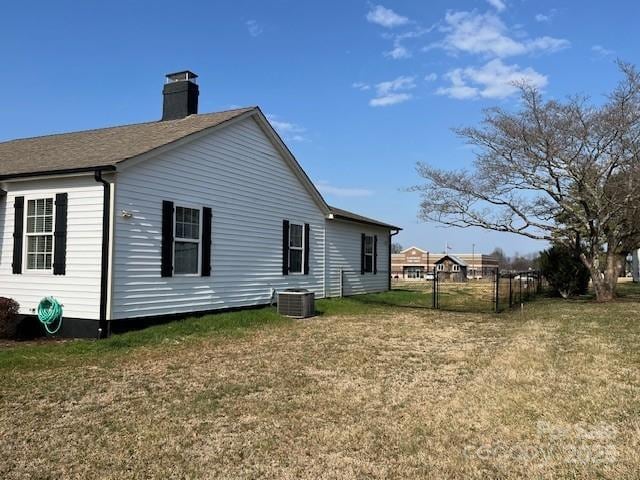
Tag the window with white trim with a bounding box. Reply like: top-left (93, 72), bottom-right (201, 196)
top-left (25, 198), bottom-right (54, 270)
top-left (174, 206), bottom-right (201, 274)
top-left (289, 222), bottom-right (304, 274)
top-left (364, 235), bottom-right (374, 273)
top-left (436, 263), bottom-right (444, 271)
top-left (452, 264), bottom-right (460, 272)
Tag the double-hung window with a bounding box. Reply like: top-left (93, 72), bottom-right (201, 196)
top-left (289, 222), bottom-right (304, 274)
top-left (25, 198), bottom-right (54, 270)
top-left (364, 235), bottom-right (374, 273)
top-left (174, 206), bottom-right (201, 275)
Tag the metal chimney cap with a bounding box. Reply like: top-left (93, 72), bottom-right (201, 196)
top-left (165, 71), bottom-right (198, 84)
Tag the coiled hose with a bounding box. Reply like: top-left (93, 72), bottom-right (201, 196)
top-left (37, 297), bottom-right (63, 335)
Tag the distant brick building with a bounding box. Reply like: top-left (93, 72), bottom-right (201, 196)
top-left (391, 246), bottom-right (499, 280)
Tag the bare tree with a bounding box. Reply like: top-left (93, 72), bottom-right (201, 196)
top-left (414, 63), bottom-right (640, 301)
top-left (490, 247), bottom-right (509, 269)
top-left (391, 242), bottom-right (404, 254)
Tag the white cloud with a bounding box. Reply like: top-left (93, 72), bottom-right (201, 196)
top-left (376, 76), bottom-right (416, 95)
top-left (245, 19), bottom-right (263, 37)
top-left (486, 0), bottom-right (506, 12)
top-left (592, 45), bottom-right (615, 57)
top-left (437, 69), bottom-right (479, 99)
top-left (266, 114), bottom-right (308, 142)
top-left (317, 181), bottom-right (374, 198)
top-left (352, 82), bottom-right (371, 91)
top-left (384, 44), bottom-right (411, 59)
top-left (437, 59), bottom-right (547, 100)
top-left (370, 93), bottom-right (412, 107)
top-left (424, 73), bottom-right (438, 82)
top-left (381, 25), bottom-right (435, 60)
top-left (369, 76), bottom-right (416, 107)
top-left (366, 5), bottom-right (409, 28)
top-left (535, 9), bottom-right (557, 23)
top-left (526, 36), bottom-right (570, 53)
top-left (431, 10), bottom-right (569, 58)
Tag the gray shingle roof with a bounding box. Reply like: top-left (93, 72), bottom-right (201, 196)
top-left (0, 106), bottom-right (401, 231)
top-left (329, 205), bottom-right (400, 230)
top-left (0, 107), bottom-right (255, 179)
top-left (435, 254), bottom-right (468, 267)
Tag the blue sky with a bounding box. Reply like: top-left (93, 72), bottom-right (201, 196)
top-left (1, 1), bottom-right (638, 255)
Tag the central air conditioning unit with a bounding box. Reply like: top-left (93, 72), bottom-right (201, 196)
top-left (277, 288), bottom-right (315, 318)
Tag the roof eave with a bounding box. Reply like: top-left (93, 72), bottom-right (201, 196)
top-left (329, 213), bottom-right (401, 231)
top-left (0, 165), bottom-right (116, 182)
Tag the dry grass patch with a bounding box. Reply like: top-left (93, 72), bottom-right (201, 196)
top-left (1, 289), bottom-right (640, 478)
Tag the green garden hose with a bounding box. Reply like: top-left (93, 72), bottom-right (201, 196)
top-left (37, 297), bottom-right (63, 335)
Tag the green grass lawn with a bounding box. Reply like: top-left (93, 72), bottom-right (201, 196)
top-left (1, 284), bottom-right (640, 478)
top-left (0, 289), bottom-right (435, 370)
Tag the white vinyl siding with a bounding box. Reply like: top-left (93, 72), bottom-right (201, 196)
top-left (0, 176), bottom-right (103, 319)
top-left (325, 219), bottom-right (390, 297)
top-left (111, 116), bottom-right (326, 319)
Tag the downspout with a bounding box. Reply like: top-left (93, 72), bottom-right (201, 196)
top-left (95, 169), bottom-right (112, 339)
top-left (389, 229), bottom-right (400, 290)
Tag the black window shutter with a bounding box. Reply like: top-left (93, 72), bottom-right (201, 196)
top-left (282, 220), bottom-right (290, 275)
top-left (52, 193), bottom-right (68, 275)
top-left (374, 235), bottom-right (378, 275)
top-left (304, 223), bottom-right (310, 275)
top-left (161, 200), bottom-right (174, 277)
top-left (201, 207), bottom-right (212, 276)
top-left (360, 233), bottom-right (365, 275)
top-left (12, 196), bottom-right (24, 274)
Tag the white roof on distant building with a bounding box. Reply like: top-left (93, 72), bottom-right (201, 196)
top-left (400, 246), bottom-right (428, 253)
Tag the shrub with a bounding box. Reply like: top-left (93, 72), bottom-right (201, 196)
top-left (0, 297), bottom-right (20, 339)
top-left (539, 245), bottom-right (591, 298)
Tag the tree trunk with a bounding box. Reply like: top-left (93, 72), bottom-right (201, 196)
top-left (583, 251), bottom-right (621, 302)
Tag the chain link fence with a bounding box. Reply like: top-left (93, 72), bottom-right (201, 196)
top-left (393, 268), bottom-right (548, 313)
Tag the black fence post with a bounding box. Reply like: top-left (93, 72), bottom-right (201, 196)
top-left (519, 274), bottom-right (523, 305)
top-left (495, 268), bottom-right (500, 313)
top-left (537, 272), bottom-right (542, 294)
top-left (509, 274), bottom-right (513, 309)
top-left (432, 267), bottom-right (437, 309)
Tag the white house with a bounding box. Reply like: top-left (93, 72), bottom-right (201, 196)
top-left (0, 71), bottom-right (400, 337)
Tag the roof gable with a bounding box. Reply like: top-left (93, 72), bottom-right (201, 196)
top-left (435, 254), bottom-right (468, 267)
top-left (401, 246), bottom-right (427, 254)
top-left (250, 111), bottom-right (330, 215)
